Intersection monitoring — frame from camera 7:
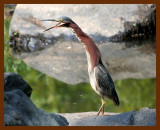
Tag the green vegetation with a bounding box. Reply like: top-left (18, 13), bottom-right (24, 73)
top-left (4, 12), bottom-right (156, 114)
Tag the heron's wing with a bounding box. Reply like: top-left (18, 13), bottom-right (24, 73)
top-left (94, 64), bottom-right (114, 95)
top-left (94, 63), bottom-right (119, 105)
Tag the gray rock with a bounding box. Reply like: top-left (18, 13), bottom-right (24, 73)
top-left (9, 4), bottom-right (154, 37)
top-left (59, 107), bottom-right (156, 126)
top-left (4, 72), bottom-right (32, 97)
top-left (8, 4), bottom-right (156, 85)
top-left (4, 89), bottom-right (68, 126)
top-left (4, 73), bottom-right (68, 126)
top-left (132, 107), bottom-right (156, 126)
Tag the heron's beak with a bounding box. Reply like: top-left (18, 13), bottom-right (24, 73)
top-left (41, 19), bottom-right (65, 32)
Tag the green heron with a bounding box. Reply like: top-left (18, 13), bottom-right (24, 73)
top-left (42, 16), bottom-right (120, 116)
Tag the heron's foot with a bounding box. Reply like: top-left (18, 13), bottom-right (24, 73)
top-left (97, 98), bottom-right (106, 116)
top-left (97, 104), bottom-right (105, 116)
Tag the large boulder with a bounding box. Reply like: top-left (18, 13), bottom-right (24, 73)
top-left (8, 4), bottom-right (156, 84)
top-left (4, 73), bottom-right (69, 126)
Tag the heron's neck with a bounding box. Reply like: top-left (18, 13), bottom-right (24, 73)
top-left (69, 24), bottom-right (101, 71)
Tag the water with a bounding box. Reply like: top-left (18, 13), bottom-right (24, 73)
top-left (30, 75), bottom-right (156, 113)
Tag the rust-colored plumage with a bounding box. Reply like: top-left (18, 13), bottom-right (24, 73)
top-left (69, 23), bottom-right (101, 71)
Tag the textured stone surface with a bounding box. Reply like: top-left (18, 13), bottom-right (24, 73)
top-left (8, 4), bottom-right (156, 84)
top-left (9, 4), bottom-right (154, 37)
top-left (4, 73), bottom-right (68, 126)
top-left (4, 90), bottom-right (68, 126)
top-left (4, 72), bottom-right (32, 97)
top-left (59, 107), bottom-right (156, 126)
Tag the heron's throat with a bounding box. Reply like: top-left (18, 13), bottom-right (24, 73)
top-left (69, 25), bottom-right (101, 71)
top-left (69, 27), bottom-right (84, 43)
top-left (69, 25), bottom-right (93, 46)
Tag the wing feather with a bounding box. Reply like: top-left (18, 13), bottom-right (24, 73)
top-left (94, 63), bottom-right (119, 106)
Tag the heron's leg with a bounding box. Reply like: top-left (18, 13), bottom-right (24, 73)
top-left (97, 105), bottom-right (103, 116)
top-left (101, 99), bottom-right (105, 116)
top-left (97, 98), bottom-right (106, 116)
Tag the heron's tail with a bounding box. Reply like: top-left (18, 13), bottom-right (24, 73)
top-left (112, 88), bottom-right (120, 106)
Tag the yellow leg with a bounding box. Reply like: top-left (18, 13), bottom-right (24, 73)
top-left (102, 105), bottom-right (105, 116)
top-left (97, 98), bottom-right (106, 116)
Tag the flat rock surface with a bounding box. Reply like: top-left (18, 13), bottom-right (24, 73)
top-left (59, 107), bottom-right (156, 126)
top-left (11, 42), bottom-right (156, 84)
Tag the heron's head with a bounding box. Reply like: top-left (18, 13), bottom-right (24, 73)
top-left (42, 16), bottom-right (75, 32)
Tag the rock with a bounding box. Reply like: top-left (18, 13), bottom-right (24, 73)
top-left (7, 4), bottom-right (156, 84)
top-left (132, 107), bottom-right (156, 126)
top-left (4, 90), bottom-right (68, 126)
top-left (9, 4), bottom-right (155, 37)
top-left (4, 73), bottom-right (68, 126)
top-left (4, 72), bottom-right (32, 97)
top-left (59, 107), bottom-right (156, 126)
